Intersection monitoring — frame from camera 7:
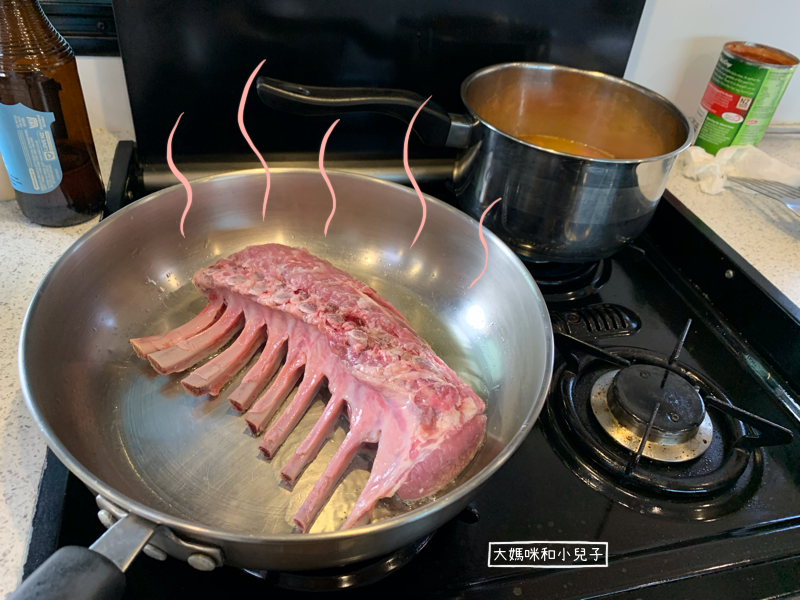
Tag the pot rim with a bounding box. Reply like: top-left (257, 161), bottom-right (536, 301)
top-left (460, 62), bottom-right (694, 165)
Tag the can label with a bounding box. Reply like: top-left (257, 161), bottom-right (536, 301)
top-left (694, 46), bottom-right (797, 155)
top-left (0, 102), bottom-right (62, 194)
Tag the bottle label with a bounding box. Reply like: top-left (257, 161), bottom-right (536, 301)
top-left (0, 103), bottom-right (62, 194)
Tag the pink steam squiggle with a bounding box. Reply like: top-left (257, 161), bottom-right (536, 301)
top-left (404, 96), bottom-right (431, 248)
top-left (166, 112), bottom-right (192, 238)
top-left (319, 119), bottom-right (340, 236)
top-left (468, 197), bottom-right (502, 290)
top-left (238, 59), bottom-right (271, 220)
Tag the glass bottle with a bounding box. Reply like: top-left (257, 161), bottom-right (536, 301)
top-left (0, 0), bottom-right (104, 226)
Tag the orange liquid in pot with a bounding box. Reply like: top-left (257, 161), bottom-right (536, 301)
top-left (516, 133), bottom-right (616, 159)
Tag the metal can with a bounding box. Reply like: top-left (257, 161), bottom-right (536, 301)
top-left (693, 41), bottom-right (798, 155)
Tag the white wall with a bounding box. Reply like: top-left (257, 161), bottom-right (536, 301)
top-left (625, 0), bottom-right (800, 125)
top-left (75, 56), bottom-right (135, 132)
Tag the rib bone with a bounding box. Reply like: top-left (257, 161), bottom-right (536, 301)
top-left (244, 350), bottom-right (306, 434)
top-left (181, 313), bottom-right (266, 396)
top-left (131, 295), bottom-right (224, 358)
top-left (292, 431), bottom-right (363, 533)
top-left (280, 395), bottom-right (345, 484)
top-left (148, 305), bottom-right (244, 375)
top-left (259, 369), bottom-right (327, 458)
top-left (228, 333), bottom-right (288, 412)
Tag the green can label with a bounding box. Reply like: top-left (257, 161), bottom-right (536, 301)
top-left (694, 43), bottom-right (797, 155)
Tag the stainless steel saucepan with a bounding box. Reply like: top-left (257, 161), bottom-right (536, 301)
top-left (13, 169), bottom-right (553, 599)
top-left (258, 62), bottom-right (693, 262)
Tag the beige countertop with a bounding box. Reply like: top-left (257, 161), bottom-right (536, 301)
top-left (0, 129), bottom-right (131, 597)
top-left (666, 130), bottom-right (800, 310)
top-left (0, 129), bottom-right (798, 597)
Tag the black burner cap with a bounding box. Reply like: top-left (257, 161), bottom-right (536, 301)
top-left (609, 365), bottom-right (705, 444)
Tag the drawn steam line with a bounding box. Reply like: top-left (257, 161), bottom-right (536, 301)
top-left (168, 87), bottom-right (489, 284)
top-left (318, 120), bottom-right (341, 237)
top-left (238, 59), bottom-right (271, 220)
top-left (468, 198), bottom-right (502, 290)
top-left (404, 96), bottom-right (431, 248)
top-left (166, 112), bottom-right (193, 238)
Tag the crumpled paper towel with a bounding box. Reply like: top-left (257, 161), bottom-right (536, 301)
top-left (678, 145), bottom-right (800, 195)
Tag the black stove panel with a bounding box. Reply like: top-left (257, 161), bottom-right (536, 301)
top-left (111, 0), bottom-right (646, 164)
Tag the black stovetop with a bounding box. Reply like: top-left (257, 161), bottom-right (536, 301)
top-left (22, 190), bottom-right (800, 599)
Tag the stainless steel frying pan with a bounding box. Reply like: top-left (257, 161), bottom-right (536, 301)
top-left (14, 169), bottom-right (553, 599)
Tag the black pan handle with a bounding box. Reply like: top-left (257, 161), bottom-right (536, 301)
top-left (9, 547), bottom-right (125, 600)
top-left (9, 514), bottom-right (156, 600)
top-left (256, 76), bottom-right (474, 148)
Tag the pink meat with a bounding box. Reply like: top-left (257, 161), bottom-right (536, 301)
top-left (130, 244), bottom-right (486, 532)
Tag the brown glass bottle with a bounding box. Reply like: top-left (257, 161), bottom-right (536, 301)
top-left (0, 0), bottom-right (104, 226)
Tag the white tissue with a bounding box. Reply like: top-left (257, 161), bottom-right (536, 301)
top-left (678, 145), bottom-right (800, 195)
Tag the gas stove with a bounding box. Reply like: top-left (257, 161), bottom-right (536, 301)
top-left (21, 167), bottom-right (800, 598)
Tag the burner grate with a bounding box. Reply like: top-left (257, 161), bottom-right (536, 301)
top-left (525, 259), bottom-right (611, 302)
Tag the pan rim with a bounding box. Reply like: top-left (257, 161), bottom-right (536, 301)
top-left (18, 168), bottom-right (553, 548)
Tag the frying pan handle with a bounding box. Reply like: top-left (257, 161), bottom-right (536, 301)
top-left (9, 547), bottom-right (126, 600)
top-left (256, 76), bottom-right (475, 148)
top-left (9, 514), bottom-right (156, 600)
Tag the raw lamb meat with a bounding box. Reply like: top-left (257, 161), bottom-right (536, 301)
top-left (130, 244), bottom-right (486, 532)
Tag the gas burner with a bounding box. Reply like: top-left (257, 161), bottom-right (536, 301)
top-left (243, 532), bottom-right (434, 591)
top-left (590, 366), bottom-right (714, 463)
top-left (542, 321), bottom-right (793, 519)
top-left (524, 259), bottom-right (610, 302)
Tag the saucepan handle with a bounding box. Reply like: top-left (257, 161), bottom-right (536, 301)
top-left (9, 514), bottom-right (157, 600)
top-left (256, 76), bottom-right (475, 148)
